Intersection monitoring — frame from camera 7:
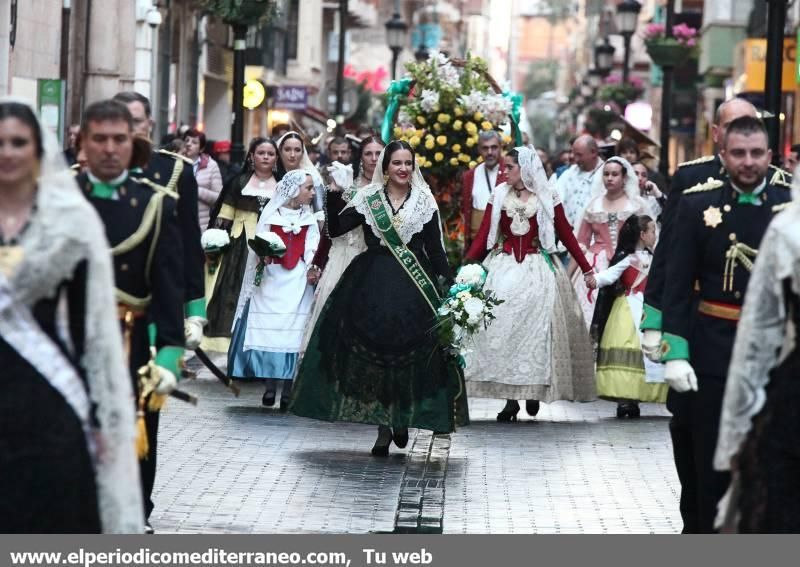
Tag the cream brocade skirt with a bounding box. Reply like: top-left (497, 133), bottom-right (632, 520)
top-left (465, 252), bottom-right (596, 402)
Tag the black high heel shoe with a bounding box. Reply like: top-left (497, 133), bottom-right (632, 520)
top-left (496, 400), bottom-right (520, 422)
top-left (371, 426), bottom-right (393, 456)
top-left (616, 402), bottom-right (641, 419)
top-left (262, 390), bottom-right (276, 407)
top-left (525, 400), bottom-right (540, 416)
top-left (393, 427), bottom-right (409, 448)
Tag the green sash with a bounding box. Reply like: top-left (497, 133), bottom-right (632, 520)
top-left (365, 191), bottom-right (441, 314)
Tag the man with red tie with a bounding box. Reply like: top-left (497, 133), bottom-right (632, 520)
top-left (461, 131), bottom-right (507, 250)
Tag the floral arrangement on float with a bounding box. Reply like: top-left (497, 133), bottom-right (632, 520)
top-left (642, 22), bottom-right (700, 67)
top-left (381, 52), bottom-right (523, 263)
top-left (596, 74), bottom-right (645, 109)
top-left (435, 265), bottom-right (503, 368)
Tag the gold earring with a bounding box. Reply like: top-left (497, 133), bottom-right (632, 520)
top-left (383, 173), bottom-right (389, 185)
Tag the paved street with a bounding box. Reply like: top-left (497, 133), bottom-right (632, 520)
top-left (151, 356), bottom-right (681, 534)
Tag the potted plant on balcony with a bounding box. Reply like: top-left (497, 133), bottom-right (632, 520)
top-left (199, 0), bottom-right (278, 25)
top-left (643, 22), bottom-right (699, 68)
top-left (596, 74), bottom-right (644, 108)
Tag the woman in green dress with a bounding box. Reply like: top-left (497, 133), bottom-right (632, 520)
top-left (290, 141), bottom-right (468, 455)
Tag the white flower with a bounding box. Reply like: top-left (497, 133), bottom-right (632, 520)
top-left (438, 304), bottom-right (451, 316)
top-left (201, 228), bottom-right (230, 250)
top-left (438, 63), bottom-right (461, 89)
top-left (397, 109), bottom-right (412, 126)
top-left (456, 290), bottom-right (472, 301)
top-left (459, 90), bottom-right (485, 114)
top-left (420, 89), bottom-right (440, 113)
top-left (257, 231), bottom-right (287, 250)
top-left (463, 297), bottom-right (484, 324)
top-left (455, 264), bottom-right (486, 287)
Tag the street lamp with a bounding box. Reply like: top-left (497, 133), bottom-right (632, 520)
top-left (385, 8), bottom-right (408, 80)
top-left (594, 38), bottom-right (615, 77)
top-left (588, 67), bottom-right (604, 89)
top-left (615, 0), bottom-right (642, 84)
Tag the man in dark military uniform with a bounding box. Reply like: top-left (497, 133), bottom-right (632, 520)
top-left (112, 92), bottom-right (207, 351)
top-left (78, 99), bottom-right (186, 532)
top-left (657, 116), bottom-right (793, 533)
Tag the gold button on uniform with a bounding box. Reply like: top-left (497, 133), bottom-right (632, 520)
top-left (723, 204), bottom-right (731, 212)
top-left (729, 233), bottom-right (737, 241)
top-left (734, 291), bottom-right (742, 299)
top-left (130, 198), bottom-right (138, 207)
top-left (121, 263), bottom-right (129, 271)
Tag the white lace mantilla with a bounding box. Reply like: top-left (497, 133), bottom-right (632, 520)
top-left (346, 182), bottom-right (438, 244)
top-left (6, 171), bottom-right (143, 533)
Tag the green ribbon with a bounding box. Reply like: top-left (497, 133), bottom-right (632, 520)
top-left (503, 91), bottom-right (524, 146)
top-left (381, 78), bottom-right (413, 144)
top-left (90, 181), bottom-right (119, 199)
top-left (737, 192), bottom-right (760, 205)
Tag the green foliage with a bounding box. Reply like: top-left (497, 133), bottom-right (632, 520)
top-left (198, 0), bottom-right (279, 25)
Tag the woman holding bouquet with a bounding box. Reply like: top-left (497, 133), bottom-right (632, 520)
top-left (302, 135), bottom-right (385, 350)
top-left (465, 146), bottom-right (597, 421)
top-left (291, 141), bottom-right (469, 456)
top-left (203, 138), bottom-right (279, 353)
top-left (228, 170), bottom-right (320, 409)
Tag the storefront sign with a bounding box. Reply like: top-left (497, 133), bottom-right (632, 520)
top-left (736, 38), bottom-right (796, 92)
top-left (274, 85), bottom-right (308, 111)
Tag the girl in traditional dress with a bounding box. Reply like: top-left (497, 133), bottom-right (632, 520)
top-left (632, 161), bottom-right (665, 220)
top-left (0, 99), bottom-right (142, 533)
top-left (204, 138), bottom-right (278, 353)
top-left (302, 136), bottom-right (385, 350)
top-left (228, 170), bottom-right (320, 409)
top-left (591, 214), bottom-right (667, 418)
top-left (291, 141), bottom-right (468, 456)
top-left (276, 131), bottom-right (324, 214)
top-left (570, 156), bottom-right (648, 327)
top-left (464, 146), bottom-right (597, 422)
top-left (714, 191), bottom-right (800, 533)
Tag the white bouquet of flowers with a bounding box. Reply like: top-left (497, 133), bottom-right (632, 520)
top-left (248, 231), bottom-right (287, 286)
top-left (201, 228), bottom-right (231, 274)
top-left (436, 265), bottom-right (502, 367)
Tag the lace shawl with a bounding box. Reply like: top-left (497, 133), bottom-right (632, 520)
top-left (6, 168), bottom-right (143, 532)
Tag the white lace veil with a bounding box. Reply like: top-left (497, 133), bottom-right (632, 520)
top-left (573, 156), bottom-right (645, 234)
top-left (0, 97), bottom-right (143, 532)
top-left (487, 146), bottom-right (558, 251)
top-left (277, 131), bottom-right (324, 210)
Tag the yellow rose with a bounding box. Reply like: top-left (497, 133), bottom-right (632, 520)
top-left (424, 160), bottom-right (433, 168)
top-left (459, 153), bottom-right (471, 163)
top-left (454, 107), bottom-right (465, 117)
top-left (437, 113), bottom-right (451, 124)
top-left (502, 134), bottom-right (512, 144)
top-left (481, 121), bottom-right (493, 131)
top-left (453, 120), bottom-right (463, 131)
top-left (474, 111), bottom-right (484, 121)
top-left (477, 155), bottom-right (484, 163)
top-left (450, 157), bottom-right (459, 166)
top-left (417, 115), bottom-right (427, 125)
top-left (436, 135), bottom-right (447, 146)
top-left (416, 154), bottom-right (426, 164)
top-left (452, 144), bottom-right (462, 153)
top-left (416, 129), bottom-right (425, 138)
top-left (434, 152), bottom-right (444, 162)
top-left (465, 122), bottom-right (478, 135)
top-left (465, 137), bottom-right (476, 148)
top-left (409, 136), bottom-right (421, 148)
top-left (393, 126), bottom-right (403, 138)
top-left (425, 138), bottom-right (435, 150)
top-left (433, 123), bottom-right (442, 132)
top-left (469, 161), bottom-right (477, 169)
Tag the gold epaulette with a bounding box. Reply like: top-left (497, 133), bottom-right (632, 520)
top-left (678, 155), bottom-right (715, 168)
top-left (683, 177), bottom-right (725, 195)
top-left (769, 166), bottom-right (792, 188)
top-left (772, 202), bottom-right (792, 213)
top-left (132, 176), bottom-right (180, 200)
top-left (157, 149), bottom-right (193, 165)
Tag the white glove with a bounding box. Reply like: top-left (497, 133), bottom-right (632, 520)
top-left (327, 161), bottom-right (354, 191)
top-left (154, 366), bottom-right (177, 395)
top-left (641, 330), bottom-right (663, 361)
top-left (664, 359), bottom-right (699, 393)
top-left (184, 316), bottom-right (206, 350)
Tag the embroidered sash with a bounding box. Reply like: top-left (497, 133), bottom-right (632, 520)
top-left (365, 191), bottom-right (440, 314)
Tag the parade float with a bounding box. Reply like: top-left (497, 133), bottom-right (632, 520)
top-left (381, 53), bottom-right (523, 263)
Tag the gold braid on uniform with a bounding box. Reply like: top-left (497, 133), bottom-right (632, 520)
top-left (678, 155), bottom-right (715, 167)
top-left (683, 178), bottom-right (725, 195)
top-left (724, 239), bottom-right (758, 292)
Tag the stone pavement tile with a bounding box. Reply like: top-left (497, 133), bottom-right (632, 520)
top-left (150, 361), bottom-right (412, 534)
top-left (443, 398), bottom-right (682, 534)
